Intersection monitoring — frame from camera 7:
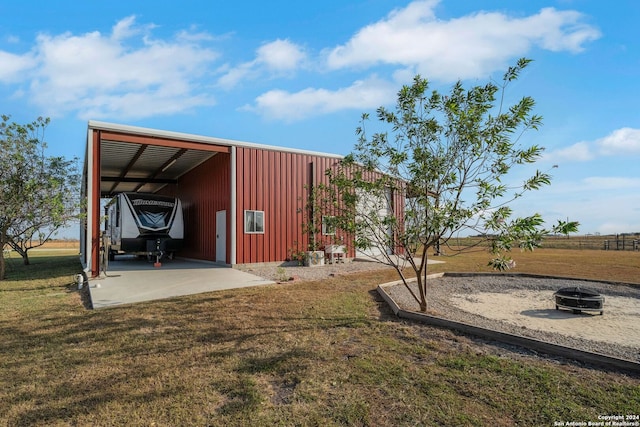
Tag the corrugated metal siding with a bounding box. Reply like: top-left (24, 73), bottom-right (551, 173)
top-left (176, 153), bottom-right (231, 262)
top-left (235, 147), bottom-right (344, 264)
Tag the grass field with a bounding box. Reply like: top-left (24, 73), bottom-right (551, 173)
top-left (0, 249), bottom-right (638, 426)
top-left (448, 233), bottom-right (640, 252)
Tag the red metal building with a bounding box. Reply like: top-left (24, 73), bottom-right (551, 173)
top-left (82, 121), bottom-right (401, 277)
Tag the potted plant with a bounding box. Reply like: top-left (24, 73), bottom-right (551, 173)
top-left (287, 244), bottom-right (306, 266)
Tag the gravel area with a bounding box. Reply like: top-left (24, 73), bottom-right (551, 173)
top-left (235, 259), bottom-right (396, 282)
top-left (386, 274), bottom-right (640, 362)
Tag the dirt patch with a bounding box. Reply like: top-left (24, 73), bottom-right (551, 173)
top-left (386, 274), bottom-right (640, 361)
top-left (449, 290), bottom-right (640, 348)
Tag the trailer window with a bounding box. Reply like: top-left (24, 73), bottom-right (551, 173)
top-left (244, 210), bottom-right (264, 234)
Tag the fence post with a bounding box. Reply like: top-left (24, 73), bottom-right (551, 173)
top-left (603, 240), bottom-right (609, 250)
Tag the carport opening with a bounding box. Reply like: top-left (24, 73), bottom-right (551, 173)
top-left (84, 123), bottom-right (233, 277)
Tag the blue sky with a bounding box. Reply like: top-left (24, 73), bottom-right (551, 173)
top-left (1, 0), bottom-right (639, 236)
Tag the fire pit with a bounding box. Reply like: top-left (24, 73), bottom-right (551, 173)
top-left (554, 287), bottom-right (605, 315)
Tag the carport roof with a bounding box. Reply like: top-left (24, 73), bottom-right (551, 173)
top-left (87, 120), bottom-right (342, 198)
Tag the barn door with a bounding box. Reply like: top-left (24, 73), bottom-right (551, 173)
top-left (355, 188), bottom-right (393, 260)
top-left (216, 210), bottom-right (226, 263)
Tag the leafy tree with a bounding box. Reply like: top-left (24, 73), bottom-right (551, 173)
top-left (0, 115), bottom-right (80, 279)
top-left (322, 59), bottom-right (578, 312)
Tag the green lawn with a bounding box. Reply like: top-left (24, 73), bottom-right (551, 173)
top-left (0, 249), bottom-right (638, 426)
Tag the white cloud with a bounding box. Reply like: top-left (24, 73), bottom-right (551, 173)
top-left (0, 50), bottom-right (36, 82)
top-left (515, 179), bottom-right (640, 235)
top-left (218, 39), bottom-right (306, 89)
top-left (217, 63), bottom-right (254, 89)
top-left (560, 193), bottom-right (640, 235)
top-left (0, 3), bottom-right (603, 123)
top-left (546, 127), bottom-right (640, 163)
top-left (582, 176), bottom-right (640, 190)
top-left (111, 15), bottom-right (142, 41)
top-left (256, 39), bottom-right (306, 71)
top-left (249, 0), bottom-right (600, 122)
top-left (246, 76), bottom-right (396, 121)
top-left (1, 16), bottom-right (219, 120)
top-left (326, 0), bottom-right (600, 81)
top-left (596, 127), bottom-right (640, 155)
top-left (544, 141), bottom-right (594, 162)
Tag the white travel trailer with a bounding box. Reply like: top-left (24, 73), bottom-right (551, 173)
top-left (105, 192), bottom-right (184, 261)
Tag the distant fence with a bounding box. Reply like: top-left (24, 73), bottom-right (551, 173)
top-left (448, 234), bottom-right (640, 251)
top-left (601, 236), bottom-right (640, 251)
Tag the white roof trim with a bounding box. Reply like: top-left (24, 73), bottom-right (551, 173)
top-left (88, 120), bottom-right (344, 159)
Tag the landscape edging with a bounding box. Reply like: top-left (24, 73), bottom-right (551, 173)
top-left (377, 274), bottom-right (640, 374)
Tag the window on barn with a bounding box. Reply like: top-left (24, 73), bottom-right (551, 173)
top-left (322, 215), bottom-right (336, 235)
top-left (244, 210), bottom-right (264, 234)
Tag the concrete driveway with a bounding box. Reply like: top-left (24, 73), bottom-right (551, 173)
top-left (88, 257), bottom-right (274, 309)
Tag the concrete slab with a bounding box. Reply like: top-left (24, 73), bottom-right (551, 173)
top-left (88, 257), bottom-right (274, 309)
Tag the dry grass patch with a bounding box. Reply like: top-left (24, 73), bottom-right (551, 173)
top-left (0, 249), bottom-right (638, 426)
top-left (428, 247), bottom-right (640, 285)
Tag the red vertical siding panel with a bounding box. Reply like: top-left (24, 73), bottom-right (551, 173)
top-left (235, 148), bottom-right (244, 263)
top-left (296, 153), bottom-right (302, 251)
top-left (249, 149), bottom-right (255, 263)
top-left (243, 148), bottom-right (251, 263)
top-left (293, 153), bottom-right (300, 252)
top-left (281, 152), bottom-right (289, 259)
top-left (300, 156), bottom-right (305, 250)
top-left (284, 152), bottom-right (292, 256)
top-left (290, 152), bottom-right (299, 251)
top-left (301, 156), bottom-right (309, 251)
top-left (273, 151), bottom-right (280, 261)
top-left (266, 150), bottom-right (273, 261)
top-left (251, 148), bottom-right (257, 263)
top-left (241, 148), bottom-right (247, 263)
top-left (272, 150), bottom-right (278, 261)
top-left (248, 148), bottom-right (254, 263)
top-left (256, 149), bottom-right (264, 263)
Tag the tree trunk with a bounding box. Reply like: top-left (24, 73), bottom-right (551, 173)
top-left (0, 249), bottom-right (5, 280)
top-left (418, 243), bottom-right (430, 312)
top-left (0, 228), bottom-right (7, 280)
top-left (10, 245), bottom-right (30, 266)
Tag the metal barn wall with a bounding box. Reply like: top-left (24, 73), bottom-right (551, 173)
top-left (235, 147), bottom-right (343, 264)
top-left (175, 153), bottom-right (231, 262)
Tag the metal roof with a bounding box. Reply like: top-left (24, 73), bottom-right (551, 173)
top-left (87, 121), bottom-right (343, 198)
